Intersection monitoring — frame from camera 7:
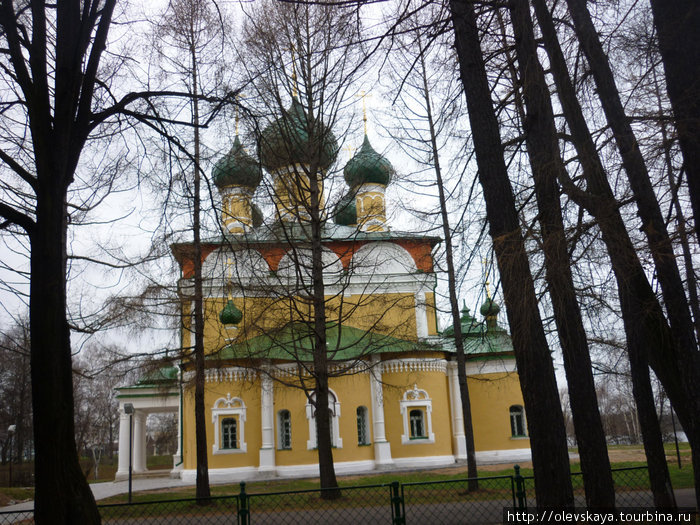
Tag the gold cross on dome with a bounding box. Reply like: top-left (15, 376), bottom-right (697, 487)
top-left (356, 91), bottom-right (373, 135)
top-left (482, 257), bottom-right (491, 299)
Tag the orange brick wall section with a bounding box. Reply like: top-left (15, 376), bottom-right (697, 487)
top-left (179, 239), bottom-right (435, 276)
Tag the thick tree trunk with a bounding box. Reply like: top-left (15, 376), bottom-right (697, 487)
top-left (533, 0), bottom-right (687, 506)
top-left (648, 0), bottom-right (700, 237)
top-left (31, 187), bottom-right (100, 524)
top-left (627, 332), bottom-right (677, 508)
top-left (508, 0), bottom-right (614, 508)
top-left (449, 0), bottom-right (573, 508)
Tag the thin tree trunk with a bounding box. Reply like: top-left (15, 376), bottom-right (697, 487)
top-left (308, 154), bottom-right (339, 499)
top-left (191, 43), bottom-right (211, 501)
top-left (564, 0), bottom-right (700, 460)
top-left (449, 0), bottom-right (573, 508)
top-left (648, 0), bottom-right (700, 237)
top-left (532, 0), bottom-right (682, 507)
top-left (31, 189), bottom-right (100, 524)
top-left (651, 67), bottom-right (700, 342)
top-left (415, 35), bottom-right (478, 487)
top-left (508, 0), bottom-right (614, 508)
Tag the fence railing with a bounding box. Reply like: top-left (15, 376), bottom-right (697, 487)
top-left (0, 465), bottom-right (659, 524)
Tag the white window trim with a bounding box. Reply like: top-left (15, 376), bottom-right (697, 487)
top-left (212, 393), bottom-right (247, 454)
top-left (306, 389), bottom-right (342, 450)
top-left (510, 405), bottom-right (528, 439)
top-left (400, 385), bottom-right (435, 445)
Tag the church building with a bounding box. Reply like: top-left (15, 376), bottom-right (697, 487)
top-left (115, 97), bottom-right (530, 482)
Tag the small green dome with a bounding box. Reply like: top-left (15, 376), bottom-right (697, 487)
top-left (212, 136), bottom-right (262, 189)
top-left (343, 135), bottom-right (394, 188)
top-left (443, 303), bottom-right (482, 337)
top-left (259, 97), bottom-right (338, 172)
top-left (480, 297), bottom-right (501, 317)
top-left (334, 192), bottom-right (357, 226)
top-left (219, 300), bottom-right (242, 325)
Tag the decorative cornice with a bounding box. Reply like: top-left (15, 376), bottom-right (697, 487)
top-left (381, 358), bottom-right (447, 375)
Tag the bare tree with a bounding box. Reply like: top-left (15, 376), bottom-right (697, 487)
top-left (448, 0), bottom-right (574, 508)
top-left (507, 0), bottom-right (614, 507)
top-left (648, 0), bottom-right (700, 236)
top-left (0, 2), bottom-right (224, 521)
top-left (153, 0), bottom-right (233, 500)
top-left (381, 7), bottom-right (479, 484)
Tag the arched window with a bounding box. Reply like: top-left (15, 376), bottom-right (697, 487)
top-left (356, 406), bottom-right (370, 445)
top-left (221, 418), bottom-right (238, 449)
top-left (409, 409), bottom-right (426, 439)
top-left (211, 394), bottom-right (247, 454)
top-left (510, 405), bottom-right (527, 437)
top-left (400, 384), bottom-right (435, 444)
top-left (306, 390), bottom-right (342, 450)
top-left (278, 410), bottom-right (292, 450)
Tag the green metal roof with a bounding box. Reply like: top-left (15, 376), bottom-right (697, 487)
top-left (210, 323), bottom-right (438, 362)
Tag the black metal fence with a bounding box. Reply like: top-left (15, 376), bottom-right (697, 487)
top-left (0, 465), bottom-right (660, 524)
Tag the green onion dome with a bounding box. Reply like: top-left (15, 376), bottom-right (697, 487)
top-left (219, 300), bottom-right (243, 326)
top-left (480, 297), bottom-right (501, 318)
top-left (343, 135), bottom-right (394, 188)
top-left (212, 136), bottom-right (262, 189)
top-left (334, 192), bottom-right (357, 226)
top-left (443, 304), bottom-right (482, 337)
top-left (259, 97), bottom-right (339, 172)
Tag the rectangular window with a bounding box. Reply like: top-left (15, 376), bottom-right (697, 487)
top-left (409, 409), bottom-right (426, 439)
top-left (510, 405), bottom-right (527, 437)
top-left (222, 417), bottom-right (238, 449)
top-left (357, 406), bottom-right (369, 445)
top-left (278, 410), bottom-right (292, 450)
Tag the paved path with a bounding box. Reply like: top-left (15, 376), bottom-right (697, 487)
top-left (1, 477), bottom-right (194, 513)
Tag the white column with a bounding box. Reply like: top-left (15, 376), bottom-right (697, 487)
top-left (115, 411), bottom-right (132, 480)
top-left (369, 357), bottom-right (393, 466)
top-left (259, 370), bottom-right (276, 472)
top-left (414, 291), bottom-right (429, 339)
top-left (171, 399), bottom-right (183, 475)
top-left (133, 411), bottom-right (148, 473)
top-left (448, 363), bottom-right (467, 460)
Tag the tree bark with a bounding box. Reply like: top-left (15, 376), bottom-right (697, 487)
top-left (508, 0), bottom-right (614, 508)
top-left (556, 0), bottom-right (700, 504)
top-left (31, 187), bottom-right (100, 523)
top-left (449, 0), bottom-right (573, 508)
top-left (191, 46), bottom-right (211, 501)
top-left (416, 35), bottom-right (478, 487)
top-left (648, 0), bottom-right (700, 237)
top-left (308, 151), bottom-right (340, 499)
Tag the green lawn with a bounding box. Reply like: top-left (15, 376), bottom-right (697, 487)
top-left (0, 449), bottom-right (694, 507)
top-left (98, 459), bottom-right (694, 505)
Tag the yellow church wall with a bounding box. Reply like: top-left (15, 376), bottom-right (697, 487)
top-left (467, 370), bottom-right (529, 451)
top-left (182, 371), bottom-right (376, 470)
top-left (200, 292), bottom-right (420, 356)
top-left (272, 372), bottom-right (375, 466)
top-left (381, 369), bottom-right (453, 459)
top-left (338, 293), bottom-right (417, 340)
top-left (181, 378), bottom-right (263, 470)
top-left (424, 292), bottom-right (438, 336)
